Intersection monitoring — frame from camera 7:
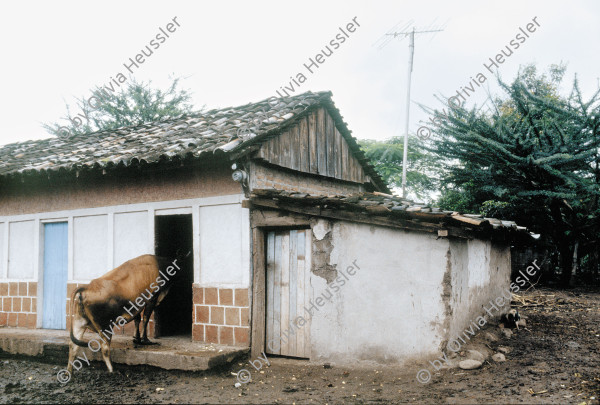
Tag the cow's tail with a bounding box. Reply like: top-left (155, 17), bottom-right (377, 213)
top-left (69, 287), bottom-right (90, 348)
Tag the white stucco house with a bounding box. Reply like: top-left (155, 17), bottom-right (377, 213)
top-left (0, 91), bottom-right (532, 365)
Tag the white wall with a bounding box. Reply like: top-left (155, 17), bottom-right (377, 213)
top-left (114, 211), bottom-right (149, 267)
top-left (306, 219), bottom-right (513, 365)
top-left (200, 204), bottom-right (250, 287)
top-left (0, 222), bottom-right (4, 278)
top-left (467, 239), bottom-right (491, 288)
top-left (309, 220), bottom-right (450, 365)
top-left (447, 238), bottom-right (511, 349)
top-left (74, 215), bottom-right (108, 280)
top-left (0, 195), bottom-right (250, 286)
top-left (8, 220), bottom-right (35, 279)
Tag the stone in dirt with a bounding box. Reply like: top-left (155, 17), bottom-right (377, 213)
top-left (485, 332), bottom-right (498, 342)
top-left (501, 329), bottom-right (513, 339)
top-left (516, 319), bottom-right (527, 327)
top-left (466, 350), bottom-right (486, 363)
top-left (459, 359), bottom-right (483, 370)
top-left (497, 346), bottom-right (511, 354)
top-left (492, 353), bottom-right (506, 362)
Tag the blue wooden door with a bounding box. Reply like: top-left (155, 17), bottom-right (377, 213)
top-left (42, 222), bottom-right (68, 329)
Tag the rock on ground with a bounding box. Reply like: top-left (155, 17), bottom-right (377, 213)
top-left (492, 353), bottom-right (506, 362)
top-left (466, 350), bottom-right (486, 363)
top-left (501, 329), bottom-right (513, 339)
top-left (459, 359), bottom-right (483, 370)
top-left (497, 346), bottom-right (511, 354)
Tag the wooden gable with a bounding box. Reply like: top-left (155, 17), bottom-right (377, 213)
top-left (255, 108), bottom-right (367, 184)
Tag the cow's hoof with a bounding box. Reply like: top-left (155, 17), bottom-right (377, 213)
top-left (133, 337), bottom-right (142, 345)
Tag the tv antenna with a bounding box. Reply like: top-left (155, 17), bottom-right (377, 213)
top-left (378, 21), bottom-right (445, 198)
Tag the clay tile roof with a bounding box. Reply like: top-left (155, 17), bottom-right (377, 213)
top-left (249, 188), bottom-right (536, 241)
top-left (0, 91), bottom-right (387, 190)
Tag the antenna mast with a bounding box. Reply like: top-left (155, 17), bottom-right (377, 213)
top-left (384, 26), bottom-right (444, 198)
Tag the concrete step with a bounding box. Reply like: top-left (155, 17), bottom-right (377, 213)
top-left (0, 327), bottom-right (248, 372)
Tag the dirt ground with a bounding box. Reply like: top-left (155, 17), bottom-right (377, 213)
top-left (1, 288), bottom-right (598, 404)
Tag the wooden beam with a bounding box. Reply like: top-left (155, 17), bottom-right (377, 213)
top-left (316, 108), bottom-right (327, 175)
top-left (308, 111), bottom-right (318, 174)
top-left (251, 227), bottom-right (266, 358)
top-left (250, 209), bottom-right (312, 228)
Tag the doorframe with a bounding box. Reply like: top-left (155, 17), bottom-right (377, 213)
top-left (249, 208), bottom-right (312, 358)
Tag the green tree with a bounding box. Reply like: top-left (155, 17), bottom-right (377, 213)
top-left (359, 135), bottom-right (442, 201)
top-left (428, 64), bottom-right (600, 286)
top-left (43, 77), bottom-right (195, 138)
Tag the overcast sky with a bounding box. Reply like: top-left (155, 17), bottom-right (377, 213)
top-left (1, 0), bottom-right (599, 147)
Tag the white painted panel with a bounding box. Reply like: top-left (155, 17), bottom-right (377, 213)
top-left (114, 211), bottom-right (149, 267)
top-left (1, 223), bottom-right (7, 279)
top-left (240, 207), bottom-right (250, 286)
top-left (74, 215), bottom-right (108, 280)
top-left (8, 221), bottom-right (35, 279)
top-left (0, 223), bottom-right (4, 278)
top-left (199, 204), bottom-right (245, 285)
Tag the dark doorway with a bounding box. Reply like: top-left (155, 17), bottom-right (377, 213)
top-left (154, 214), bottom-right (193, 337)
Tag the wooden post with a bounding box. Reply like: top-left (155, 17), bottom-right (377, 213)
top-left (250, 227), bottom-right (266, 358)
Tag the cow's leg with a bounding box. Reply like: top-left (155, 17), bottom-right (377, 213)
top-left (67, 315), bottom-right (88, 374)
top-left (133, 314), bottom-right (142, 344)
top-left (100, 337), bottom-right (114, 373)
top-left (139, 303), bottom-right (159, 345)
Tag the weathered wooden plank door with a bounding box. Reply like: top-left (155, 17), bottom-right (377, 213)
top-left (42, 222), bottom-right (68, 329)
top-left (266, 229), bottom-right (311, 358)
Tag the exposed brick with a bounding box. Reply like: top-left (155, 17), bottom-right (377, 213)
top-left (210, 306), bottom-right (224, 324)
top-left (219, 326), bottom-right (234, 345)
top-left (28, 282), bottom-right (37, 297)
top-left (192, 324), bottom-right (204, 342)
top-left (9, 282), bottom-right (18, 296)
top-left (205, 325), bottom-right (218, 344)
top-left (0, 312), bottom-right (7, 326)
top-left (195, 305), bottom-right (209, 323)
top-left (12, 297), bottom-right (21, 312)
top-left (205, 288), bottom-right (218, 305)
top-left (16, 313), bottom-right (25, 327)
top-left (8, 313), bottom-right (17, 327)
top-left (225, 307), bottom-right (240, 326)
top-left (241, 308), bottom-right (250, 326)
top-left (18, 282), bottom-right (27, 296)
top-left (22, 298), bottom-right (31, 312)
top-left (193, 287), bottom-right (203, 305)
top-left (234, 327), bottom-right (249, 346)
top-left (0, 283), bottom-right (8, 296)
top-left (25, 313), bottom-right (36, 329)
top-left (3, 297), bottom-right (11, 312)
top-left (31, 298), bottom-right (36, 312)
top-left (219, 289), bottom-right (233, 306)
top-left (234, 289), bottom-right (249, 307)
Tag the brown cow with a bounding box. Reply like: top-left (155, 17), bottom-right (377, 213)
top-left (67, 253), bottom-right (187, 374)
